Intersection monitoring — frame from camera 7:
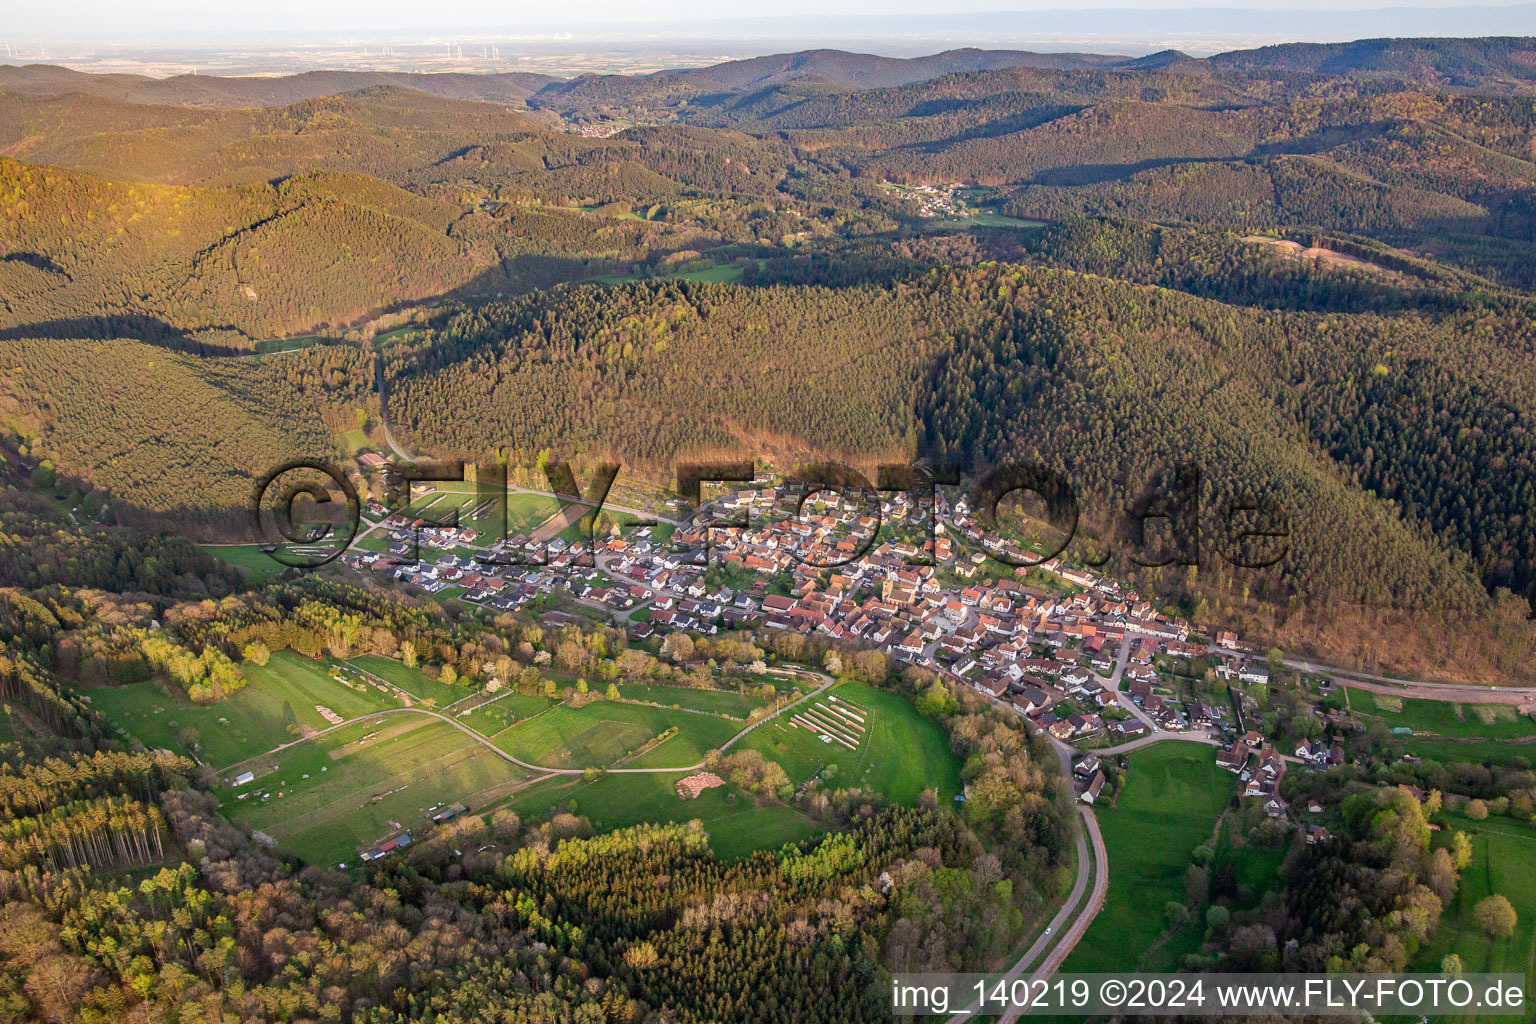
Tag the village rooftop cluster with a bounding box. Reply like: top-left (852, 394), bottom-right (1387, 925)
top-left (327, 473), bottom-right (1329, 824)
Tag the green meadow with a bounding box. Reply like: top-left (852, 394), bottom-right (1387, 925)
top-left (506, 490), bottom-right (567, 535)
top-left (490, 699), bottom-right (741, 769)
top-left (219, 715), bottom-right (531, 866)
top-left (1061, 742), bottom-right (1235, 973)
top-left (199, 543), bottom-right (292, 584)
top-left (454, 692), bottom-right (557, 734)
top-left (502, 772), bottom-right (823, 860)
top-left (346, 655), bottom-right (470, 708)
top-left (615, 684), bottom-right (769, 719)
top-left (338, 428), bottom-right (369, 454)
top-left (1348, 687), bottom-right (1536, 740)
top-left (253, 335), bottom-right (325, 355)
top-left (499, 681), bottom-right (964, 859)
top-left (1390, 739), bottom-right (1536, 767)
top-left (92, 651), bottom-right (399, 768)
top-left (738, 681), bottom-right (962, 803)
top-left (1414, 812), bottom-right (1536, 1022)
top-left (675, 263), bottom-right (744, 283)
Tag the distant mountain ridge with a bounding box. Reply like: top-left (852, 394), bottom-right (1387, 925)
top-left (0, 64), bottom-right (559, 108)
top-left (1207, 35), bottom-right (1536, 85)
top-left (661, 47), bottom-right (1131, 90)
top-left (5, 35), bottom-right (1536, 109)
top-left (664, 36), bottom-right (1536, 90)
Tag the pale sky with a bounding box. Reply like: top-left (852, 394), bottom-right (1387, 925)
top-left (1, 0), bottom-right (1527, 36)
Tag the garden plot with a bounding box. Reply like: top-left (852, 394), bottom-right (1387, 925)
top-left (790, 693), bottom-right (867, 750)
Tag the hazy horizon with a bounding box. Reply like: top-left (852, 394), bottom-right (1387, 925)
top-left (4, 0), bottom-right (1533, 42)
top-left (1, 2), bottom-right (1533, 79)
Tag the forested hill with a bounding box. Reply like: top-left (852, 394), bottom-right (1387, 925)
top-left (1206, 35), bottom-right (1536, 85)
top-left (373, 262), bottom-right (1535, 677)
top-left (0, 99), bottom-right (803, 344)
top-left (5, 39), bottom-right (1536, 679)
top-left (0, 63), bottom-right (559, 107)
top-left (597, 35), bottom-right (1536, 91)
top-left (9, 50), bottom-right (1536, 295)
top-left (635, 47), bottom-right (1130, 89)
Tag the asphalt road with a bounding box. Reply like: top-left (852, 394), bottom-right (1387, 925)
top-left (946, 804), bottom-right (1104, 1023)
top-left (944, 640), bottom-right (1133, 1024)
top-left (998, 805), bottom-right (1109, 1024)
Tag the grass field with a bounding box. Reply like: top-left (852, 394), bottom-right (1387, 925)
top-left (175, 670), bottom-right (965, 864)
top-left (415, 488), bottom-right (510, 536)
top-left (199, 544), bottom-right (291, 584)
top-left (353, 533), bottom-right (393, 553)
top-left (372, 325), bottom-right (426, 346)
top-left (495, 681), bottom-right (967, 858)
top-left (1415, 812), bottom-right (1536, 1021)
top-left (675, 264), bottom-right (744, 283)
top-left (616, 684), bottom-right (769, 720)
top-left (491, 700), bottom-right (742, 769)
top-left (398, 491), bottom-right (448, 520)
top-left (92, 652), bottom-right (399, 768)
top-left (456, 692), bottom-right (557, 735)
top-left (506, 490), bottom-right (566, 535)
top-left (1061, 743), bottom-right (1235, 973)
top-left (254, 335), bottom-right (325, 355)
top-left (503, 771), bottom-right (823, 860)
top-left (574, 204), bottom-right (644, 220)
top-left (347, 655), bottom-right (469, 708)
top-left (219, 715), bottom-right (531, 866)
top-left (1389, 739), bottom-right (1536, 767)
top-left (1348, 688), bottom-right (1536, 740)
top-left (952, 211), bottom-right (1047, 228)
top-left (738, 681), bottom-right (962, 804)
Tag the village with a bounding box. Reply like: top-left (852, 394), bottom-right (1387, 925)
top-left (879, 180), bottom-right (970, 218)
top-left (331, 470), bottom-right (1341, 827)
